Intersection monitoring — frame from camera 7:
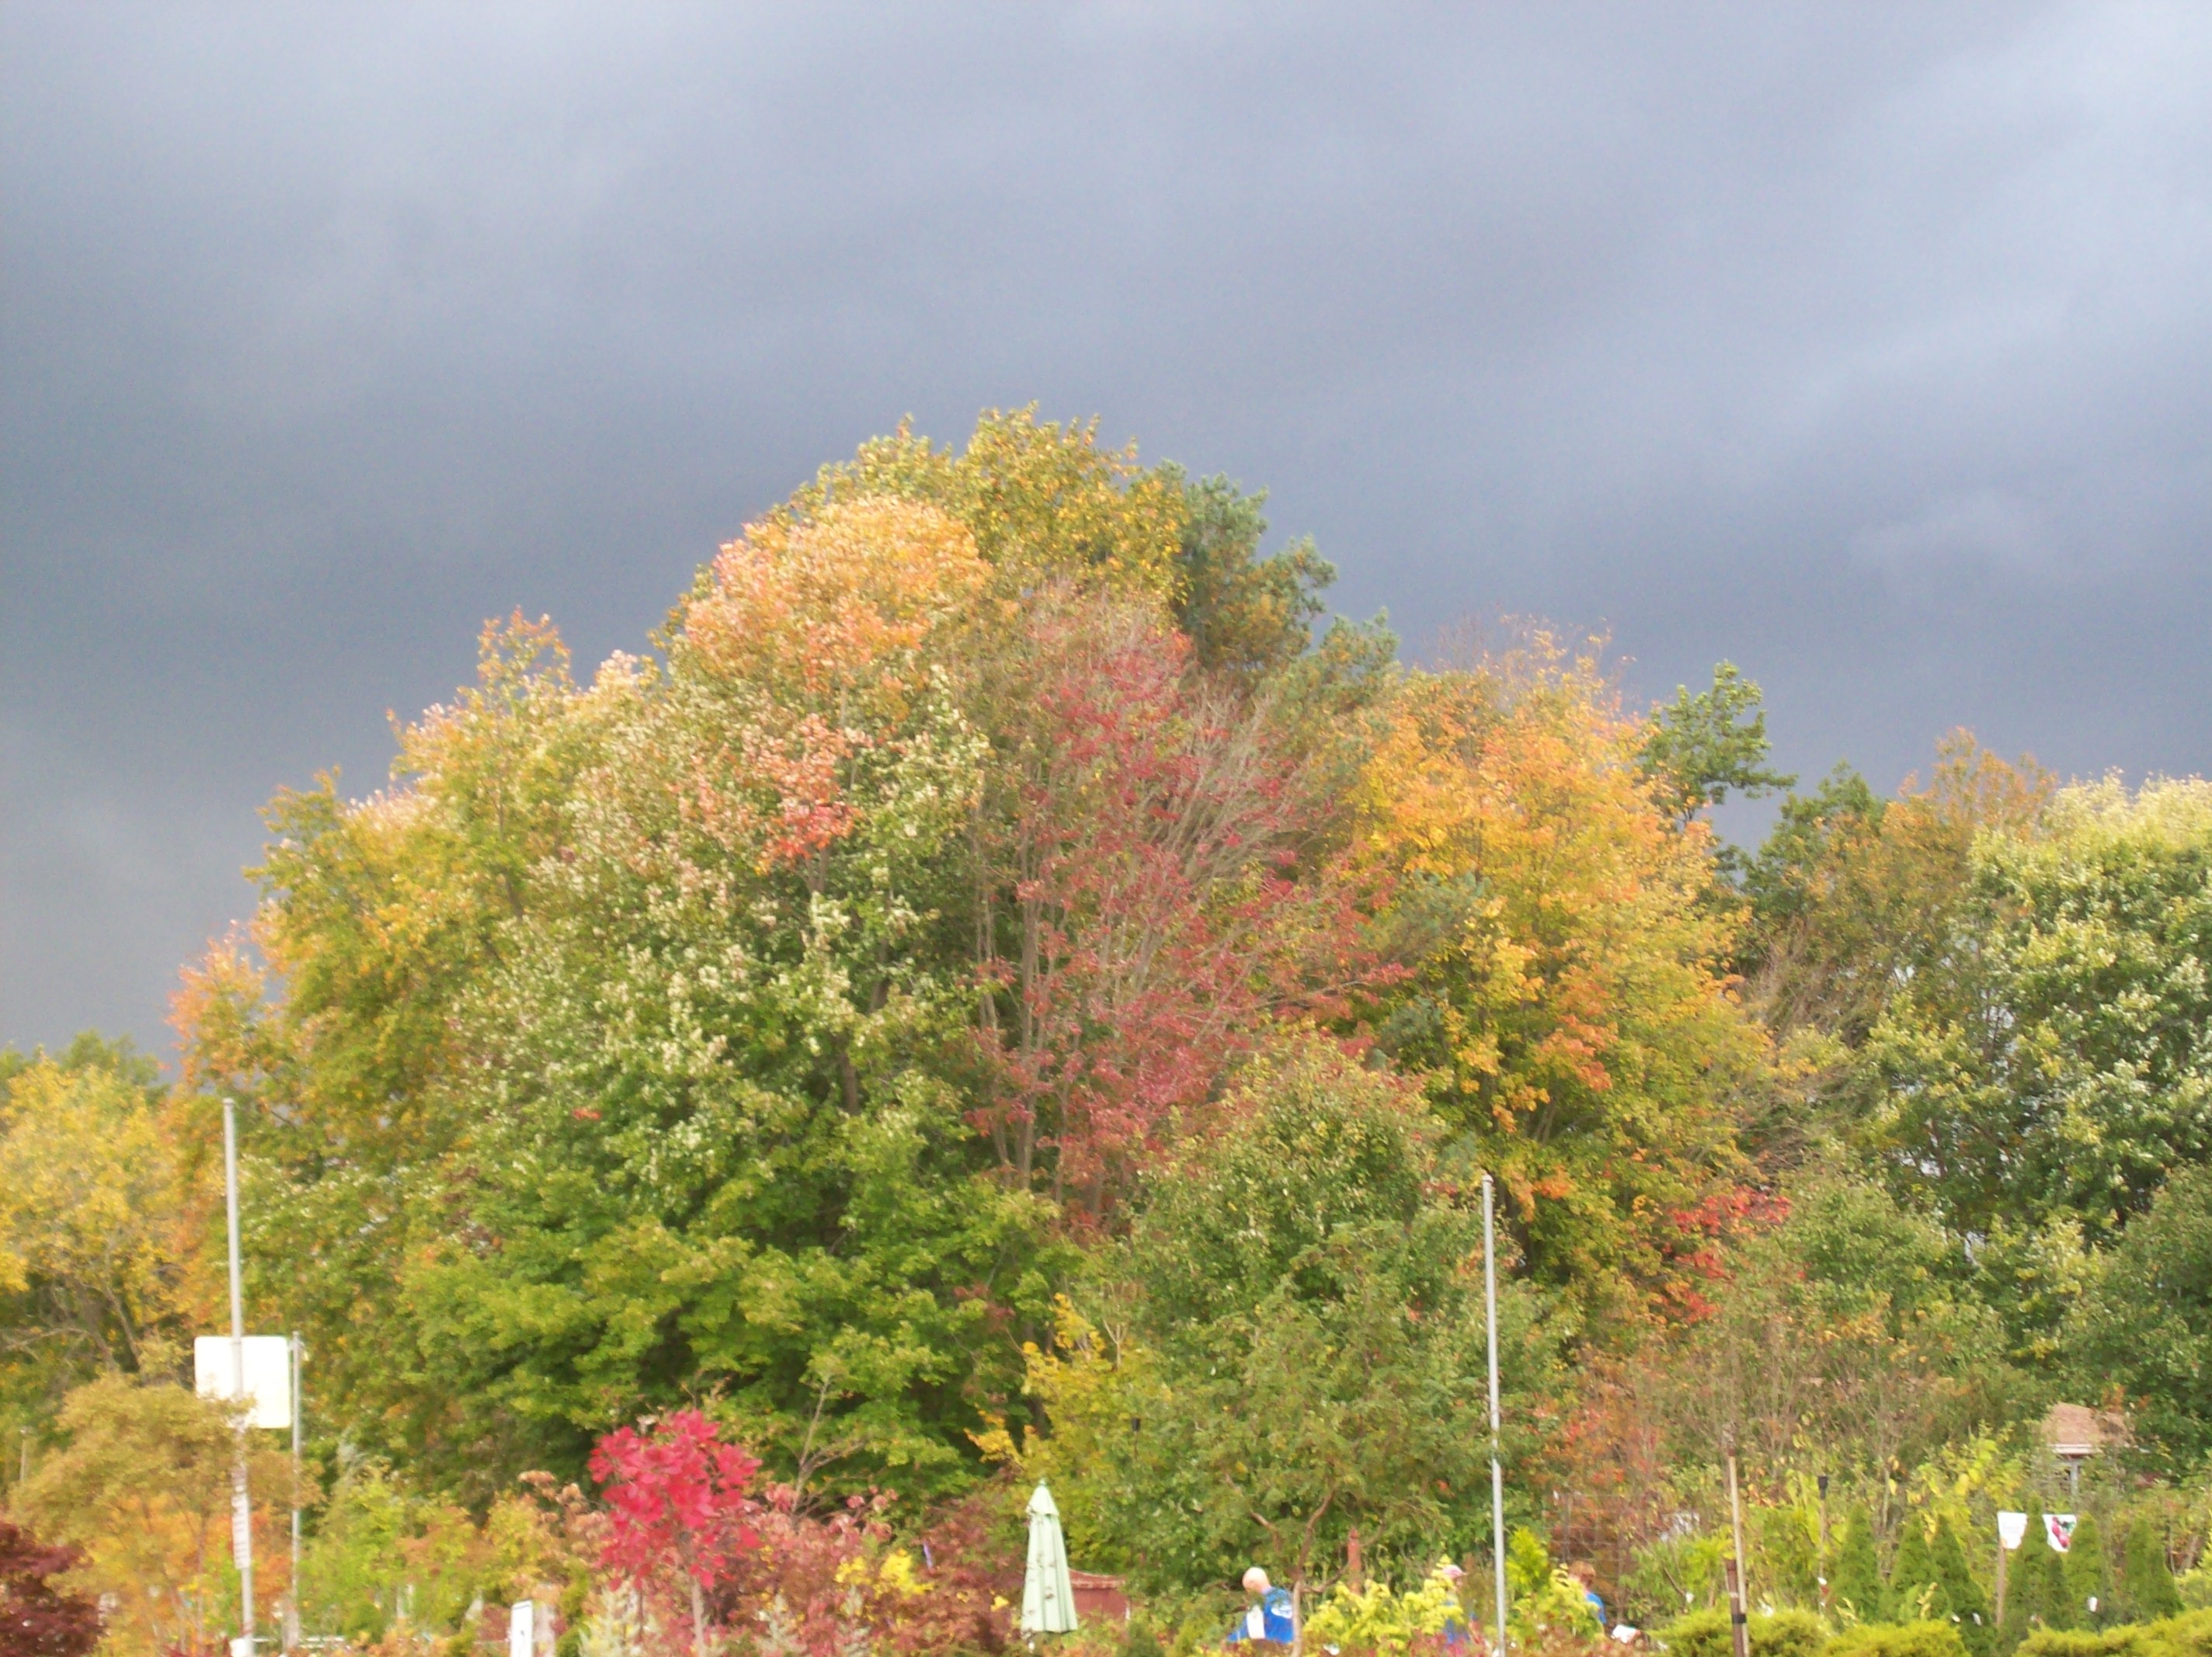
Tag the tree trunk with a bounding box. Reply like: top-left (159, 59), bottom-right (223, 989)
top-left (690, 1575), bottom-right (708, 1657)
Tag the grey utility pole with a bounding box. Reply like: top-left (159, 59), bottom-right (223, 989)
top-left (1484, 1172), bottom-right (1507, 1653)
top-left (290, 1332), bottom-right (303, 1650)
top-left (224, 1099), bottom-right (255, 1653)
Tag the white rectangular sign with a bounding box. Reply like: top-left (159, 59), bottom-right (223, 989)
top-left (194, 1335), bottom-right (294, 1429)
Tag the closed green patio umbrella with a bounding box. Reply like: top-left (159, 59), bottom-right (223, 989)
top-left (1022, 1481), bottom-right (1080, 1635)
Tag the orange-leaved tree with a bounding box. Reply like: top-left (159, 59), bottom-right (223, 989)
top-left (1351, 633), bottom-right (1770, 1322)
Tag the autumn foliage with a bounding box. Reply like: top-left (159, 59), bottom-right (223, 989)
top-left (1352, 634), bottom-right (1765, 1314)
top-left (35, 408), bottom-right (2189, 1651)
top-left (972, 603), bottom-right (1379, 1209)
top-left (583, 1412), bottom-right (1013, 1657)
top-left (151, 412), bottom-right (1787, 1500)
top-left (593, 1409), bottom-right (762, 1652)
top-left (676, 497), bottom-right (986, 870)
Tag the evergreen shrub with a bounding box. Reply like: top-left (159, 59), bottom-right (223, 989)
top-left (1824, 1621), bottom-right (1972, 1657)
top-left (1658, 1606), bottom-right (1829, 1657)
top-left (2014, 1607), bottom-right (2212, 1657)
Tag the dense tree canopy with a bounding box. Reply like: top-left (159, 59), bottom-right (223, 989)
top-left (998, 1044), bottom-right (1538, 1595)
top-left (170, 414), bottom-right (1396, 1498)
top-left (0, 1037), bottom-right (199, 1447)
top-left (1860, 778), bottom-right (2212, 1245)
top-left (2067, 1167), bottom-right (2212, 1472)
top-left (10, 412), bottom-right (2210, 1657)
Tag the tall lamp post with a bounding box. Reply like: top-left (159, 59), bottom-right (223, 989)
top-left (1483, 1173), bottom-right (1507, 1654)
top-left (290, 1331), bottom-right (303, 1651)
top-left (224, 1098), bottom-right (255, 1655)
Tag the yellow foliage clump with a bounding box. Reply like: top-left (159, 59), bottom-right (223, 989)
top-left (774, 407), bottom-right (1188, 604)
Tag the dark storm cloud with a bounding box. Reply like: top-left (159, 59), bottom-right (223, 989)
top-left (5, 2), bottom-right (2208, 1052)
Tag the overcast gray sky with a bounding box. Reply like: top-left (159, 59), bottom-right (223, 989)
top-left (5, 2), bottom-right (2209, 1057)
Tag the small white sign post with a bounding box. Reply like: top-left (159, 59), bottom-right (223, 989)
top-left (219, 1100), bottom-right (256, 1656)
top-left (195, 1329), bottom-right (298, 1652)
top-left (1996, 1510), bottom-right (2029, 1626)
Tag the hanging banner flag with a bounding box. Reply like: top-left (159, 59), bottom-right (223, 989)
top-left (1998, 1512), bottom-right (2029, 1551)
top-left (2044, 1513), bottom-right (2078, 1554)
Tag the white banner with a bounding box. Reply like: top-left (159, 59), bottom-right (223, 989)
top-left (2045, 1513), bottom-right (2078, 1554)
top-left (1998, 1511), bottom-right (2029, 1551)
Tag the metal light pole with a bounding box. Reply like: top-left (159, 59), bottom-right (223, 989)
top-left (1483, 1173), bottom-right (1507, 1654)
top-left (224, 1099), bottom-right (255, 1653)
top-left (290, 1331), bottom-right (302, 1651)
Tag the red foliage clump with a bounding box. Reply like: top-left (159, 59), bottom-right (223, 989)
top-left (592, 1410), bottom-right (762, 1655)
top-left (0, 1519), bottom-right (102, 1657)
top-left (976, 605), bottom-right (1384, 1216)
top-left (1657, 1187), bottom-right (1789, 1321)
top-left (589, 1416), bottom-right (1020, 1657)
top-left (592, 1409), bottom-right (763, 1593)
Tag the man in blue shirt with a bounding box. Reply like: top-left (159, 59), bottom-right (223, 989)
top-left (1226, 1568), bottom-right (1297, 1645)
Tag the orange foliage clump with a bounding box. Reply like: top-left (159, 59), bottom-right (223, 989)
top-left (675, 496), bottom-right (984, 871)
top-left (1351, 631), bottom-right (1769, 1318)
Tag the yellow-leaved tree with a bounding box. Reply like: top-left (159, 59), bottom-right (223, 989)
top-left (1351, 634), bottom-right (1770, 1322)
top-left (1, 1038), bottom-right (203, 1436)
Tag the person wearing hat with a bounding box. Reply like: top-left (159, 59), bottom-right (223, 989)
top-left (1226, 1568), bottom-right (1297, 1645)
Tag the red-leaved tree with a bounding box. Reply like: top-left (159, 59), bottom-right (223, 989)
top-left (974, 601), bottom-right (1379, 1214)
top-left (0, 1519), bottom-right (101, 1657)
top-left (590, 1412), bottom-right (761, 1657)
